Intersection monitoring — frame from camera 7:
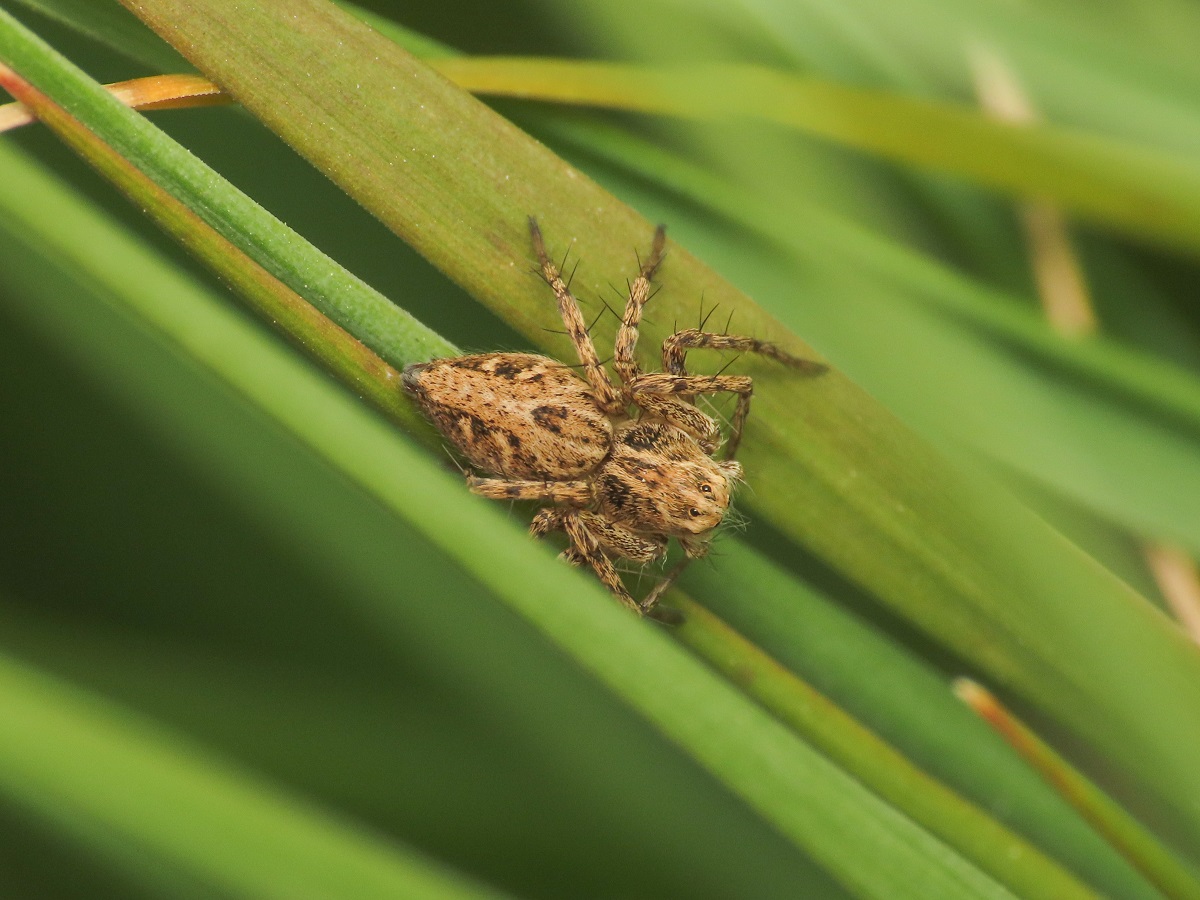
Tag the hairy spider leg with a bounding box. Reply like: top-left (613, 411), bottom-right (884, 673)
top-left (613, 225), bottom-right (667, 389)
top-left (637, 556), bottom-right (690, 622)
top-left (634, 394), bottom-right (725, 456)
top-left (579, 509), bottom-right (667, 563)
top-left (635, 330), bottom-right (827, 459)
top-left (530, 508), bottom-right (673, 616)
top-left (467, 475), bottom-right (591, 506)
top-left (630, 372), bottom-right (754, 459)
top-left (531, 508), bottom-right (665, 564)
top-left (560, 511), bottom-right (641, 613)
top-left (528, 217), bottom-right (625, 416)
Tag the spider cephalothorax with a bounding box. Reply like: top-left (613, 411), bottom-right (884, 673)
top-left (595, 422), bottom-right (742, 544)
top-left (403, 218), bottom-right (824, 619)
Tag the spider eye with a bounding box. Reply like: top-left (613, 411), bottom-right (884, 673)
top-left (700, 484), bottom-right (713, 494)
top-left (689, 508), bottom-right (702, 517)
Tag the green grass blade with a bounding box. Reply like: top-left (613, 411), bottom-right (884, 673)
top-left (47, 0), bottom-right (1199, 848)
top-left (0, 62), bottom-right (436, 439)
top-left (0, 50), bottom-right (1144, 900)
top-left (0, 648), bottom-right (515, 899)
top-left (0, 12), bottom-right (452, 373)
top-left (958, 680), bottom-right (1200, 900)
top-left (669, 594), bottom-right (1099, 900)
top-left (7, 0), bottom-right (187, 71)
top-left (433, 56), bottom-right (1200, 258)
top-left (0, 135), bottom-right (1022, 900)
top-left (533, 115), bottom-right (1200, 553)
top-left (679, 541), bottom-right (1163, 898)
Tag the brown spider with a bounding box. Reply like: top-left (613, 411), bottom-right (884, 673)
top-left (403, 218), bottom-right (825, 620)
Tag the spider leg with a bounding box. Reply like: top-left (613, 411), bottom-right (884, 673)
top-left (530, 507), bottom-right (571, 538)
top-left (639, 330), bottom-right (826, 459)
top-left (631, 372), bottom-right (755, 459)
top-left (558, 512), bottom-right (642, 614)
top-left (613, 225), bottom-right (668, 390)
top-left (634, 394), bottom-right (723, 455)
top-left (661, 329), bottom-right (826, 377)
top-left (530, 508), bottom-right (587, 566)
top-left (638, 556), bottom-right (690, 624)
top-left (530, 508), bottom-right (672, 617)
top-left (575, 510), bottom-right (666, 564)
top-left (533, 509), bottom-right (666, 568)
top-left (528, 218), bottom-right (625, 415)
top-left (467, 475), bottom-right (591, 506)
top-left (559, 546), bottom-right (587, 566)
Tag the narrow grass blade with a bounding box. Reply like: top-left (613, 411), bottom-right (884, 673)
top-left (0, 73), bottom-right (228, 131)
top-left (0, 14), bottom-right (453, 373)
top-left (0, 63), bottom-right (434, 437)
top-left (433, 56), bottom-right (1200, 258)
top-left (679, 541), bottom-right (1163, 899)
top-left (957, 680), bottom-right (1200, 900)
top-left (670, 594), bottom-right (1098, 900)
top-left (7, 0), bottom-right (187, 71)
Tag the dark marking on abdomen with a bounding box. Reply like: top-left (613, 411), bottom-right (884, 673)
top-left (532, 405), bottom-right (569, 434)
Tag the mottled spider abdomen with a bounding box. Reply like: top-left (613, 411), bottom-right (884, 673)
top-left (402, 352), bottom-right (613, 480)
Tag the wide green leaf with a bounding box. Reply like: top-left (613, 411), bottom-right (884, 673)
top-left (527, 113), bottom-right (1200, 555)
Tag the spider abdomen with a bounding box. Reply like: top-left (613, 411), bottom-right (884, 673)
top-left (403, 352), bottom-right (614, 480)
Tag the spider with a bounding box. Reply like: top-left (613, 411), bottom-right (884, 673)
top-left (403, 218), bottom-right (825, 621)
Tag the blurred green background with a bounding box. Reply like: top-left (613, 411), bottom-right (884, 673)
top-left (4, 1), bottom-right (1200, 897)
